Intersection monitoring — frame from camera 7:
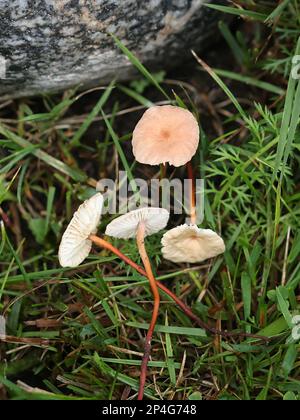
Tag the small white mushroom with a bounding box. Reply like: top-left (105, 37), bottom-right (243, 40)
top-left (161, 224), bottom-right (225, 264)
top-left (58, 193), bottom-right (103, 267)
top-left (105, 206), bottom-right (169, 399)
top-left (105, 207), bottom-right (169, 239)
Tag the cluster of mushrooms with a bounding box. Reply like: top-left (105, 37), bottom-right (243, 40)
top-left (58, 105), bottom-right (225, 399)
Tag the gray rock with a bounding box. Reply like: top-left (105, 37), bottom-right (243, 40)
top-left (0, 0), bottom-right (224, 99)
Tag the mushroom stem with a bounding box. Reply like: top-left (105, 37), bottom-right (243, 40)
top-left (160, 163), bottom-right (167, 180)
top-left (187, 161), bottom-right (196, 225)
top-left (89, 234), bottom-right (269, 343)
top-left (135, 222), bottom-right (160, 400)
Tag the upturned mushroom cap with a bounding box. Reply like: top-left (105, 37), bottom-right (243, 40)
top-left (161, 224), bottom-right (225, 263)
top-left (105, 207), bottom-right (169, 239)
top-left (58, 193), bottom-right (103, 267)
top-left (132, 105), bottom-right (199, 167)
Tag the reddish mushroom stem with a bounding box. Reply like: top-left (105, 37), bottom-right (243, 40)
top-left (135, 222), bottom-right (160, 400)
top-left (89, 234), bottom-right (269, 342)
top-left (187, 161), bottom-right (196, 225)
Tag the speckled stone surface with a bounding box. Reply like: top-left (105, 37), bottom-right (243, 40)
top-left (0, 0), bottom-right (223, 99)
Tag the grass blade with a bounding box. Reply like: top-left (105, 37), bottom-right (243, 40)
top-left (191, 50), bottom-right (246, 119)
top-left (111, 33), bottom-right (170, 100)
top-left (205, 4), bottom-right (267, 21)
top-left (70, 81), bottom-right (115, 147)
top-left (0, 125), bottom-right (87, 182)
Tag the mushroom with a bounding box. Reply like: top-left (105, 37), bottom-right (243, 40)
top-left (105, 207), bottom-right (169, 400)
top-left (58, 193), bottom-right (103, 267)
top-left (132, 105), bottom-right (199, 167)
top-left (161, 224), bottom-right (225, 264)
top-left (105, 207), bottom-right (169, 239)
top-left (58, 196), bottom-right (216, 333)
top-left (59, 197), bottom-right (265, 394)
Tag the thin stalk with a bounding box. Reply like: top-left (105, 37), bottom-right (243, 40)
top-left (160, 163), bottom-right (167, 181)
top-left (136, 222), bottom-right (160, 400)
top-left (187, 161), bottom-right (196, 224)
top-left (89, 234), bottom-right (269, 342)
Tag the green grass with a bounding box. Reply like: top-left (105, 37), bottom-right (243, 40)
top-left (0, 1), bottom-right (300, 400)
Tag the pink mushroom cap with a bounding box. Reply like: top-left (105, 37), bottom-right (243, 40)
top-left (132, 105), bottom-right (199, 167)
